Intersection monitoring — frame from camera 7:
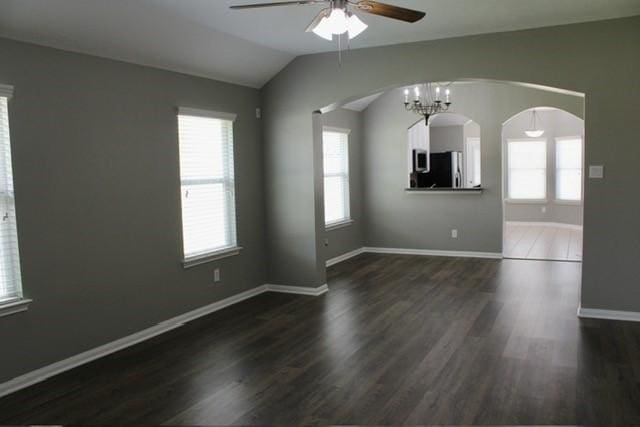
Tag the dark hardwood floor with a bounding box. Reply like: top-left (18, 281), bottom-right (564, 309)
top-left (1, 253), bottom-right (640, 425)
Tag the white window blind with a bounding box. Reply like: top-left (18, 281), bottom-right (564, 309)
top-left (177, 108), bottom-right (237, 261)
top-left (508, 139), bottom-right (547, 200)
top-left (556, 137), bottom-right (583, 201)
top-left (0, 89), bottom-right (23, 304)
top-left (323, 129), bottom-right (350, 226)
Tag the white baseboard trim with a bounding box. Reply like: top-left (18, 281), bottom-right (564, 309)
top-left (0, 321), bottom-right (184, 400)
top-left (363, 247), bottom-right (503, 259)
top-left (266, 283), bottom-right (329, 296)
top-left (0, 283), bottom-right (328, 399)
top-left (326, 248), bottom-right (366, 267)
top-left (506, 221), bottom-right (582, 230)
top-left (577, 305), bottom-right (640, 322)
top-left (157, 285), bottom-right (268, 327)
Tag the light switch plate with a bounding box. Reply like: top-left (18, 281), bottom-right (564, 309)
top-left (589, 165), bottom-right (604, 179)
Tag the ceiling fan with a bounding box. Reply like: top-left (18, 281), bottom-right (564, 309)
top-left (230, 0), bottom-right (425, 41)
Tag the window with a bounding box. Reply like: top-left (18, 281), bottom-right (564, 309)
top-left (507, 139), bottom-right (547, 200)
top-left (323, 129), bottom-right (350, 226)
top-left (556, 137), bottom-right (583, 201)
top-left (0, 85), bottom-right (25, 309)
top-left (177, 108), bottom-right (238, 266)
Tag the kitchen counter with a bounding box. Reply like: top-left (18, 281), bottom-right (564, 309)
top-left (405, 187), bottom-right (484, 194)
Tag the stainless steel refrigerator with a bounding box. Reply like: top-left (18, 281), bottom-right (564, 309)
top-left (419, 151), bottom-right (463, 188)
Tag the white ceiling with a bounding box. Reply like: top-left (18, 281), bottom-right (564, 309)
top-left (1, 0), bottom-right (639, 88)
top-left (342, 92), bottom-right (382, 112)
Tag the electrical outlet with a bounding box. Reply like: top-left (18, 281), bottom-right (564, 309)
top-left (451, 229), bottom-right (458, 239)
top-left (255, 108), bottom-right (261, 119)
top-left (324, 238), bottom-right (329, 247)
top-left (214, 268), bottom-right (220, 283)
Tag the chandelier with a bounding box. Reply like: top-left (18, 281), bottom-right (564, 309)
top-left (404, 83), bottom-right (452, 125)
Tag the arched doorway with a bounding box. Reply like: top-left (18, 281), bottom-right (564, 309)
top-left (317, 80), bottom-right (585, 273)
top-left (502, 107), bottom-right (585, 261)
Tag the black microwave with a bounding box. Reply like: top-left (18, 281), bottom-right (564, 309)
top-left (413, 149), bottom-right (428, 172)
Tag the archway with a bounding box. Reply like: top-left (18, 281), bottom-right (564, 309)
top-left (317, 80), bottom-right (585, 274)
top-left (501, 107), bottom-right (585, 261)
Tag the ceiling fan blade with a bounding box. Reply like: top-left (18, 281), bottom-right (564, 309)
top-left (305, 8), bottom-right (330, 32)
top-left (230, 0), bottom-right (326, 9)
top-left (352, 1), bottom-right (425, 23)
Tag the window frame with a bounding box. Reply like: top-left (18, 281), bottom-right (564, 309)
top-left (322, 126), bottom-right (352, 229)
top-left (555, 135), bottom-right (583, 204)
top-left (0, 84), bottom-right (31, 318)
top-left (506, 138), bottom-right (548, 203)
top-left (176, 107), bottom-right (241, 269)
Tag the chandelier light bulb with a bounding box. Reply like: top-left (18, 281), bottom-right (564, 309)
top-left (435, 86), bottom-right (441, 100)
top-left (414, 86), bottom-right (420, 100)
top-left (326, 8), bottom-right (348, 35)
top-left (404, 89), bottom-right (410, 103)
top-left (445, 88), bottom-right (451, 103)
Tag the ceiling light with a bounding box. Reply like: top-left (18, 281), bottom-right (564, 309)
top-left (525, 109), bottom-right (545, 137)
top-left (347, 13), bottom-right (368, 39)
top-left (404, 83), bottom-right (453, 125)
top-left (310, 5), bottom-right (368, 41)
top-left (312, 16), bottom-right (334, 41)
top-left (525, 130), bottom-right (545, 137)
top-left (233, 0), bottom-right (426, 45)
top-left (326, 7), bottom-right (348, 35)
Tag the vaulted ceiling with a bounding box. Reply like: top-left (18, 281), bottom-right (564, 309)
top-left (0, 0), bottom-right (639, 88)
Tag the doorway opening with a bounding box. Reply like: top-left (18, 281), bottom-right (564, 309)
top-left (502, 107), bottom-right (584, 262)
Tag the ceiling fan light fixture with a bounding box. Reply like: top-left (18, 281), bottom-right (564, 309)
top-left (325, 7), bottom-right (348, 34)
top-left (312, 16), bottom-right (334, 40)
top-left (347, 13), bottom-right (367, 39)
top-left (230, 0), bottom-right (427, 44)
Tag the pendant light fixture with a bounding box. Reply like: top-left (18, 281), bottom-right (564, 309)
top-left (525, 109), bottom-right (545, 137)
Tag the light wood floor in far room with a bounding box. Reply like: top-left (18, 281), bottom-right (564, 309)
top-left (504, 222), bottom-right (582, 261)
top-left (2, 254), bottom-right (639, 425)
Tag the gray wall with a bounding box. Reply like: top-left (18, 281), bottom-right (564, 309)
top-left (0, 37), bottom-right (266, 383)
top-left (361, 84), bottom-right (583, 252)
top-left (503, 109), bottom-right (584, 225)
top-left (261, 16), bottom-right (640, 312)
top-left (430, 125), bottom-right (464, 153)
top-left (320, 108), bottom-right (364, 262)
top-left (464, 122), bottom-right (481, 141)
